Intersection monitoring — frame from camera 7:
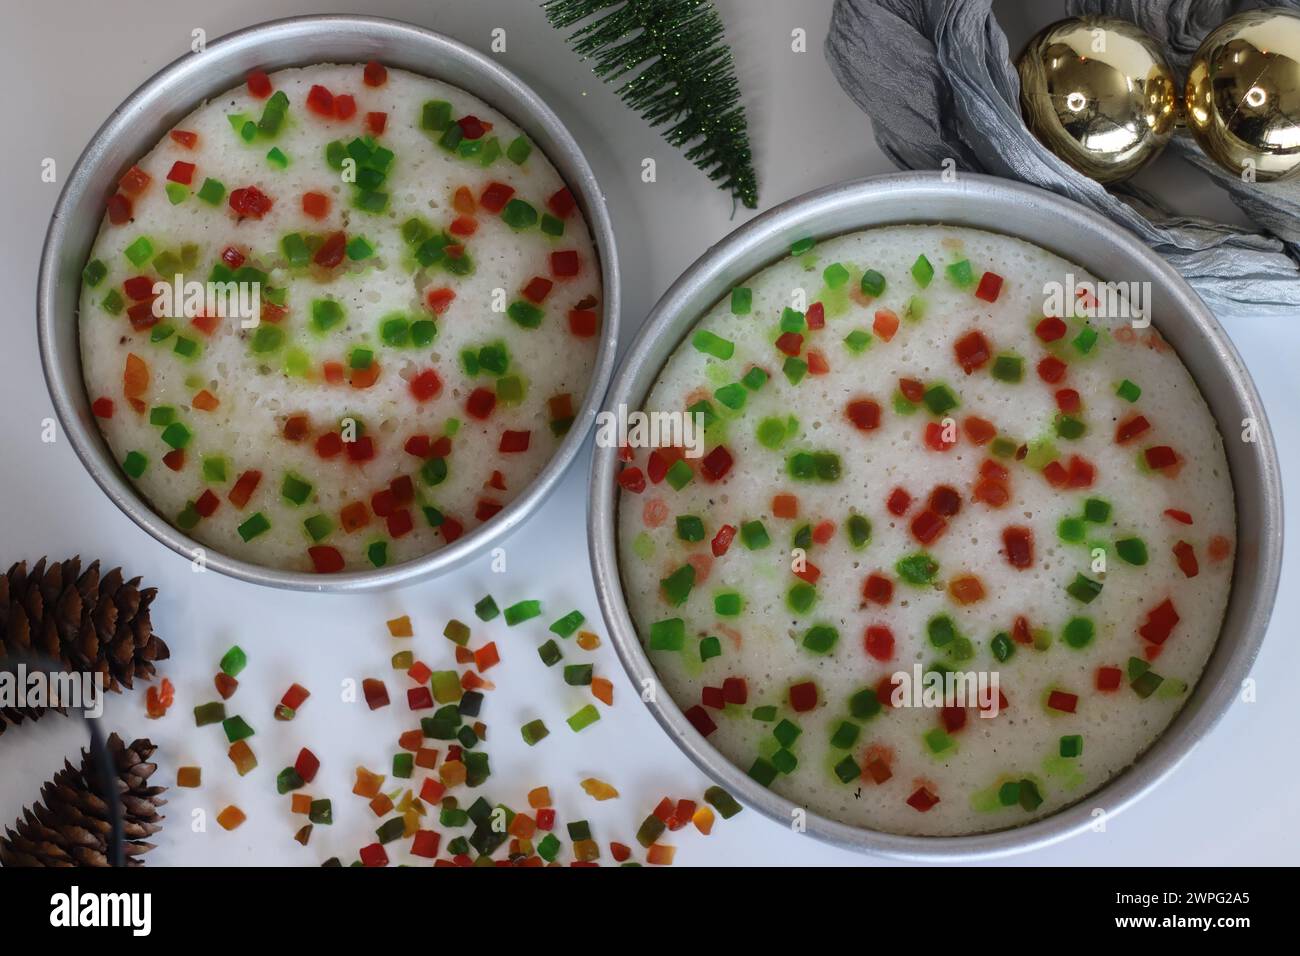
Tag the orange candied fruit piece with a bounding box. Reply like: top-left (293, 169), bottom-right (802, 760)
top-left (509, 813), bottom-right (537, 839)
top-left (646, 844), bottom-right (676, 865)
top-left (573, 839), bottom-right (600, 862)
top-left (291, 793), bottom-right (313, 814)
top-left (415, 748), bottom-right (440, 769)
top-left (387, 615), bottom-right (413, 637)
top-left (948, 574), bottom-right (986, 605)
top-left (176, 766), bottom-right (202, 788)
top-left (228, 740), bottom-right (257, 776)
top-left (591, 676), bottom-right (614, 706)
top-left (369, 794), bottom-right (394, 817)
top-left (473, 642), bottom-right (500, 672)
top-left (398, 729), bottom-right (424, 751)
top-left (577, 630), bottom-right (601, 651)
top-left (216, 805), bottom-right (246, 831)
top-left (352, 766), bottom-right (386, 799)
top-left (580, 777), bottom-right (619, 801)
top-left (192, 388), bottom-right (220, 411)
top-left (528, 786), bottom-right (552, 809)
top-left (692, 803), bottom-right (715, 835)
top-left (439, 760), bottom-right (467, 787)
top-left (452, 185), bottom-right (476, 214)
top-left (340, 500), bottom-right (370, 533)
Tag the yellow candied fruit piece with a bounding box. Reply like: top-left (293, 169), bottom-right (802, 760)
top-left (403, 809), bottom-right (420, 837)
top-left (439, 760), bottom-right (467, 787)
top-left (692, 804), bottom-right (715, 835)
top-left (528, 786), bottom-right (552, 809)
top-left (217, 805), bottom-right (246, 831)
top-left (576, 630), bottom-right (601, 650)
top-left (352, 766), bottom-right (385, 799)
top-left (387, 615), bottom-right (413, 637)
top-left (176, 766), bottom-right (202, 788)
top-left (580, 777), bottom-right (619, 801)
top-left (573, 838), bottom-right (601, 862)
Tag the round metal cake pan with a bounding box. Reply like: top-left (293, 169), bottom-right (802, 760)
top-left (38, 15), bottom-right (620, 592)
top-left (589, 171), bottom-right (1283, 860)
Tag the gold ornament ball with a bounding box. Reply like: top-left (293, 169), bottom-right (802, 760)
top-left (1018, 16), bottom-right (1179, 182)
top-left (1186, 8), bottom-right (1300, 183)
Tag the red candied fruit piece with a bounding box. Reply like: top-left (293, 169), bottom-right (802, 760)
top-left (873, 308), bottom-right (900, 342)
top-left (1173, 540), bottom-right (1199, 578)
top-left (569, 308), bottom-right (599, 337)
top-left (359, 843), bottom-right (388, 868)
top-left (522, 276), bottom-right (553, 303)
top-left (1002, 525), bottom-right (1034, 568)
top-left (363, 60), bottom-right (388, 87)
top-left (806, 350), bottom-right (829, 375)
top-left (864, 624), bottom-right (894, 661)
top-left (294, 748), bottom-right (320, 783)
top-left (711, 524), bottom-right (736, 557)
top-left (886, 487), bottom-right (912, 516)
top-left (953, 329), bottom-right (992, 373)
top-left (315, 432), bottom-right (342, 459)
top-left (123, 276), bottom-right (156, 301)
top-left (775, 332), bottom-right (804, 356)
top-left (1065, 455), bottom-right (1095, 488)
top-left (722, 677), bottom-right (747, 705)
top-left (430, 436), bottom-right (452, 458)
top-left (1115, 414), bottom-right (1151, 444)
top-left (1036, 316), bottom-right (1067, 342)
top-left (1047, 690), bottom-right (1077, 713)
top-left (314, 231), bottom-right (347, 268)
top-left (479, 181), bottom-right (515, 213)
top-left (846, 398), bottom-right (881, 431)
top-left (907, 787), bottom-right (939, 812)
top-left (107, 193), bottom-right (133, 225)
top-left (1042, 460), bottom-right (1069, 487)
top-left (1144, 445), bottom-right (1178, 471)
top-left (308, 546), bottom-right (345, 573)
top-left (910, 509), bottom-right (946, 544)
top-left (426, 287), bottom-right (456, 315)
top-left (346, 435), bottom-right (376, 462)
top-left (334, 94), bottom-right (356, 121)
top-left (1037, 355), bottom-right (1067, 383)
top-left (466, 387), bottom-right (496, 420)
top-left (973, 477), bottom-right (1009, 507)
top-left (282, 415), bottom-right (310, 442)
top-left (547, 187), bottom-right (576, 218)
top-left (1012, 615), bottom-right (1033, 645)
top-left (306, 84), bottom-right (335, 117)
top-left (119, 166), bottom-right (151, 196)
top-left (91, 397), bottom-right (114, 418)
top-left (1165, 509), bottom-right (1194, 525)
top-left (617, 466), bottom-right (646, 494)
top-left (975, 271), bottom-right (1003, 302)
top-left (788, 681), bottom-right (818, 713)
top-left (194, 490), bottom-right (220, 518)
top-left (963, 416), bottom-right (996, 445)
top-left (170, 129), bottom-right (198, 149)
top-left (551, 250), bottom-right (580, 277)
top-left (221, 246), bottom-right (246, 269)
top-left (246, 70), bottom-right (272, 99)
top-left (166, 161), bottom-right (195, 186)
top-left (371, 489), bottom-right (395, 518)
top-left (899, 378), bottom-right (925, 404)
top-left (1139, 598), bottom-right (1179, 644)
top-left (404, 435), bottom-right (431, 458)
top-left (793, 561), bottom-right (820, 585)
top-left (499, 430), bottom-right (530, 453)
top-left (928, 485), bottom-right (962, 517)
top-left (366, 111), bottom-right (388, 135)
top-left (390, 475), bottom-right (413, 505)
top-left (457, 115), bottom-right (486, 140)
top-left (1055, 388), bottom-right (1081, 414)
top-left (684, 705), bottom-right (716, 737)
top-left (699, 445), bottom-right (733, 482)
top-left (410, 368), bottom-right (442, 402)
top-left (229, 186), bottom-right (273, 219)
top-left (924, 422), bottom-right (955, 452)
top-left (805, 302), bottom-right (825, 330)
top-left (1095, 666), bottom-right (1123, 692)
top-left (812, 521), bottom-right (836, 544)
top-left (863, 573), bottom-right (893, 606)
top-left (302, 192), bottom-right (330, 219)
top-left (475, 499), bottom-right (503, 522)
top-left (941, 705), bottom-right (968, 733)
top-left (228, 469), bottom-right (261, 507)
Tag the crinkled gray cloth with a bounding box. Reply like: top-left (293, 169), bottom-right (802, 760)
top-left (824, 0), bottom-right (1300, 320)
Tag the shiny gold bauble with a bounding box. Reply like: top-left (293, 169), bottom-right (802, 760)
top-left (1017, 17), bottom-right (1179, 182)
top-left (1186, 8), bottom-right (1300, 182)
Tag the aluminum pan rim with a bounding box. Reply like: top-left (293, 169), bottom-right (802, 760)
top-left (38, 14), bottom-right (620, 592)
top-left (589, 171), bottom-right (1282, 860)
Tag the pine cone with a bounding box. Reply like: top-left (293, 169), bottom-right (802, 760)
top-left (0, 733), bottom-right (166, 867)
top-left (0, 557), bottom-right (169, 735)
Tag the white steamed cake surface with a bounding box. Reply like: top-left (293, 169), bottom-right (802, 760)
top-left (80, 63), bottom-right (601, 572)
top-left (617, 225), bottom-right (1235, 836)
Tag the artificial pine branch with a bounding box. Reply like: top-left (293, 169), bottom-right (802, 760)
top-left (543, 0), bottom-right (759, 208)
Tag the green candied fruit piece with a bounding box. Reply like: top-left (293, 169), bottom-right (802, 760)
top-left (848, 686), bottom-right (882, 719)
top-left (281, 232), bottom-right (310, 267)
top-left (443, 619), bottom-right (470, 645)
top-left (149, 324), bottom-right (174, 344)
top-left (1115, 536), bottom-right (1148, 566)
top-left (421, 100), bottom-right (452, 131)
top-left (1066, 573), bottom-right (1103, 604)
top-left (740, 520), bottom-right (770, 550)
top-left (1073, 325), bottom-right (1099, 354)
top-left (549, 610), bottom-right (585, 638)
top-left (222, 715), bottom-right (254, 743)
top-left (704, 785), bottom-right (743, 819)
top-left (280, 473), bottom-right (312, 506)
top-left (792, 524), bottom-right (812, 550)
top-left (714, 383), bottom-right (747, 411)
top-left (1083, 497), bottom-right (1112, 523)
top-left (501, 199), bottom-right (538, 230)
top-left (927, 614), bottom-right (958, 648)
top-left (830, 721), bottom-right (860, 749)
top-left (693, 329), bottom-right (735, 360)
top-left (121, 451), bottom-right (148, 479)
top-left (349, 348), bottom-right (373, 370)
top-left (201, 455), bottom-right (228, 483)
top-left (990, 631), bottom-right (1014, 662)
top-left (379, 314), bottom-right (410, 347)
top-left (823, 262), bottom-right (851, 288)
top-left (277, 767), bottom-right (304, 794)
top-left (846, 513), bottom-right (871, 549)
top-left (945, 259), bottom-right (974, 287)
top-left (730, 286), bottom-right (752, 314)
top-left (346, 235), bottom-right (374, 260)
top-left (787, 451), bottom-right (841, 482)
top-left (506, 135), bottom-right (532, 164)
top-left (101, 289), bottom-right (125, 315)
top-left (665, 459), bottom-right (693, 490)
top-left (1063, 616), bottom-right (1095, 649)
top-left (149, 406), bottom-right (175, 427)
top-left (922, 383), bottom-right (959, 415)
top-left (789, 236), bottom-right (815, 256)
top-left (1018, 779), bottom-right (1043, 811)
top-left (779, 307), bottom-right (806, 333)
top-left (713, 591), bottom-right (743, 616)
top-left (998, 781), bottom-right (1021, 806)
top-left (699, 636), bottom-right (722, 661)
top-left (1055, 415), bottom-right (1087, 440)
top-left (741, 366), bottom-right (768, 391)
top-left (660, 564), bottom-right (695, 606)
top-left (236, 512), bottom-right (270, 542)
top-left (773, 719), bottom-right (801, 747)
top-left (896, 551), bottom-right (938, 585)
top-left (82, 258), bottom-right (108, 287)
top-left (430, 670), bottom-right (462, 703)
top-left (165, 182), bottom-right (188, 204)
top-left (173, 335), bottom-right (201, 360)
top-left (366, 541), bottom-right (387, 567)
top-left (567, 704), bottom-right (600, 732)
top-left (420, 457), bottom-right (448, 487)
top-left (783, 356), bottom-right (808, 385)
top-left (193, 701), bottom-right (226, 726)
top-left (859, 268), bottom-right (886, 297)
top-left (1116, 379), bottom-right (1142, 402)
top-left (801, 624), bottom-right (838, 654)
top-left (520, 718), bottom-right (550, 746)
top-left (160, 422), bottom-right (192, 450)
top-left (266, 147), bottom-right (289, 169)
top-left (353, 190), bottom-right (389, 214)
top-left (175, 503), bottom-right (200, 531)
top-left (540, 213), bottom-right (564, 236)
top-left (675, 515), bottom-right (705, 542)
top-left (563, 664), bottom-right (593, 687)
top-left (123, 236), bottom-right (154, 266)
top-left (648, 617), bottom-right (685, 651)
top-left (787, 582), bottom-right (816, 614)
top-left (401, 217), bottom-right (431, 246)
top-left (1058, 517), bottom-right (1086, 543)
top-left (537, 639), bottom-right (562, 667)
top-left (303, 513), bottom-right (333, 542)
top-left (197, 178), bottom-right (226, 204)
top-left (748, 757), bottom-right (778, 787)
top-left (503, 600), bottom-right (543, 626)
top-left (477, 343), bottom-right (509, 374)
top-left (309, 799), bottom-right (333, 825)
top-left (473, 596), bottom-right (500, 621)
top-left (310, 298), bottom-right (344, 333)
top-left (771, 749), bottom-right (798, 775)
top-left (990, 435), bottom-right (1019, 458)
top-left (1059, 734), bottom-right (1084, 758)
top-left (507, 300), bottom-right (544, 328)
top-left (750, 705), bottom-right (776, 722)
top-left (844, 329), bottom-right (872, 354)
top-left (991, 354), bottom-right (1023, 383)
top-left (924, 728), bottom-right (955, 754)
top-left (437, 122), bottom-right (464, 152)
top-left (832, 756), bottom-right (861, 784)
top-left (408, 318), bottom-right (437, 348)
top-left (911, 254), bottom-right (934, 287)
top-left (756, 416), bottom-right (788, 449)
top-left (239, 120), bottom-right (257, 142)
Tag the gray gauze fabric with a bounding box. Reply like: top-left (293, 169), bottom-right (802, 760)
top-left (824, 0), bottom-right (1300, 320)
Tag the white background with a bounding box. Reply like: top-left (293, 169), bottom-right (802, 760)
top-left (1, 0), bottom-right (1295, 866)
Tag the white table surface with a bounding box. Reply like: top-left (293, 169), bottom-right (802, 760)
top-left (1, 0), bottom-right (1294, 867)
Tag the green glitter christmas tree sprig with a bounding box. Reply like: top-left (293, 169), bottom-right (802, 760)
top-left (543, 0), bottom-right (759, 208)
